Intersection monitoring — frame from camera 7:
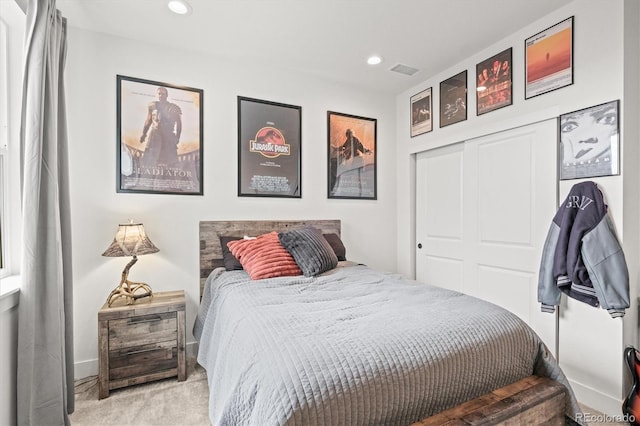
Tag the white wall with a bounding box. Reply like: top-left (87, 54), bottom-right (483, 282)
top-left (395, 0), bottom-right (639, 416)
top-left (65, 28), bottom-right (398, 377)
top-left (622, 0), bottom-right (640, 397)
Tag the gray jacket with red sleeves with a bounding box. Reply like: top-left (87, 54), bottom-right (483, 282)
top-left (537, 181), bottom-right (629, 318)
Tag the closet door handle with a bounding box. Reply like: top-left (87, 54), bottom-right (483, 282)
top-left (417, 243), bottom-right (422, 249)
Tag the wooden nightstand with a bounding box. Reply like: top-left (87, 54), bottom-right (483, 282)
top-left (98, 290), bottom-right (186, 399)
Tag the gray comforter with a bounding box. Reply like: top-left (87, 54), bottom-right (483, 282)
top-left (194, 263), bottom-right (582, 425)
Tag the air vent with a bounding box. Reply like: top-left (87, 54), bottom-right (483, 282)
top-left (390, 63), bottom-right (420, 76)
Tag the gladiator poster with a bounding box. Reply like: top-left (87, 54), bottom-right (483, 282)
top-left (476, 48), bottom-right (512, 115)
top-left (117, 75), bottom-right (203, 195)
top-left (327, 111), bottom-right (376, 200)
top-left (525, 17), bottom-right (573, 99)
top-left (237, 97), bottom-right (301, 197)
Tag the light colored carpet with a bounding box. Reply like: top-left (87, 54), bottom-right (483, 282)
top-left (578, 403), bottom-right (630, 426)
top-left (70, 361), bottom-right (623, 426)
top-left (70, 358), bottom-right (211, 425)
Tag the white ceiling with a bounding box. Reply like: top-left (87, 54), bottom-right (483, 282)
top-left (54, 0), bottom-right (573, 95)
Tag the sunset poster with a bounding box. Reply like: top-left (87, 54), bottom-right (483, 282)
top-left (525, 17), bottom-right (573, 99)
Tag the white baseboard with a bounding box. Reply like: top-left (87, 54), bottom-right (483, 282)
top-left (571, 378), bottom-right (623, 417)
top-left (74, 341), bottom-right (199, 380)
top-left (74, 357), bottom-right (97, 380)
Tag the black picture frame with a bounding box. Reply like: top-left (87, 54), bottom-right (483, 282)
top-left (237, 96), bottom-right (302, 198)
top-left (117, 75), bottom-right (203, 195)
top-left (410, 87), bottom-right (433, 137)
top-left (525, 16), bottom-right (574, 99)
top-left (327, 111), bottom-right (377, 200)
top-left (559, 100), bottom-right (620, 180)
top-left (439, 70), bottom-right (467, 127)
top-left (476, 48), bottom-right (513, 115)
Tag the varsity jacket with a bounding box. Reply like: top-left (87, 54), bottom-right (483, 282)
top-left (537, 181), bottom-right (629, 318)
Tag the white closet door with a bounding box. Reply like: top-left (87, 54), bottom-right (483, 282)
top-left (416, 119), bottom-right (557, 352)
top-left (415, 142), bottom-right (465, 293)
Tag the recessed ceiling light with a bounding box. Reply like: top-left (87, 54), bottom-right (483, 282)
top-left (367, 55), bottom-right (382, 65)
top-left (168, 0), bottom-right (192, 15)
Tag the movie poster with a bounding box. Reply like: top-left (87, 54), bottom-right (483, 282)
top-left (327, 111), bottom-right (376, 200)
top-left (117, 75), bottom-right (203, 195)
top-left (525, 17), bottom-right (573, 99)
top-left (410, 87), bottom-right (433, 137)
top-left (560, 100), bottom-right (620, 180)
top-left (237, 97), bottom-right (301, 197)
top-left (439, 71), bottom-right (467, 127)
top-left (476, 48), bottom-right (512, 115)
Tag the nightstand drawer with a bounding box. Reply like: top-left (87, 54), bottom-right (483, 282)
top-left (109, 340), bottom-right (178, 380)
top-left (98, 290), bottom-right (187, 399)
top-left (108, 312), bottom-right (177, 350)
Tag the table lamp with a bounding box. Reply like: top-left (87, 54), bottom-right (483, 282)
top-left (102, 221), bottom-right (159, 306)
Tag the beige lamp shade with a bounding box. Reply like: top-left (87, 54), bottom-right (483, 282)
top-left (101, 222), bottom-right (159, 306)
top-left (102, 222), bottom-right (159, 257)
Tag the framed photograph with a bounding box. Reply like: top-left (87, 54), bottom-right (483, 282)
top-left (237, 96), bottom-right (301, 197)
top-left (559, 100), bottom-right (620, 180)
top-left (525, 16), bottom-right (574, 99)
top-left (117, 75), bottom-right (203, 195)
top-left (410, 87), bottom-right (433, 137)
top-left (476, 48), bottom-right (512, 115)
top-left (440, 70), bottom-right (467, 127)
top-left (327, 111), bottom-right (376, 200)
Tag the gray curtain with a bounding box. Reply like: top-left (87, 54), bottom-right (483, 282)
top-left (17, 0), bottom-right (74, 424)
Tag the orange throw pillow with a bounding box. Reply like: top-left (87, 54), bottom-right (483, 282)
top-left (227, 231), bottom-right (302, 280)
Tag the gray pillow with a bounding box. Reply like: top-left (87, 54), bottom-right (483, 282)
top-left (278, 227), bottom-right (338, 277)
top-left (219, 236), bottom-right (244, 271)
top-left (323, 233), bottom-right (346, 261)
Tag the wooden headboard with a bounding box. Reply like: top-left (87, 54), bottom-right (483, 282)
top-left (199, 219), bottom-right (341, 298)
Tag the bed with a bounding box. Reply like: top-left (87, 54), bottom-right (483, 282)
top-left (194, 220), bottom-right (583, 425)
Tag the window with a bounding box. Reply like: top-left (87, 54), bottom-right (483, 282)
top-left (0, 18), bottom-right (9, 276)
top-left (0, 2), bottom-right (27, 292)
top-left (0, 1), bottom-right (25, 301)
top-left (0, 158), bottom-right (5, 272)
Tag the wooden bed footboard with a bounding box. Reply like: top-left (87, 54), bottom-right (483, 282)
top-left (412, 376), bottom-right (567, 425)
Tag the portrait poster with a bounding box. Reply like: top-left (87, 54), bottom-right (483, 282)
top-left (237, 97), bottom-right (301, 197)
top-left (439, 70), bottom-right (467, 127)
top-left (117, 75), bottom-right (203, 195)
top-left (327, 111), bottom-right (376, 200)
top-left (476, 48), bottom-right (512, 115)
top-left (559, 100), bottom-right (620, 180)
top-left (410, 87), bottom-right (432, 137)
top-left (525, 17), bottom-right (574, 99)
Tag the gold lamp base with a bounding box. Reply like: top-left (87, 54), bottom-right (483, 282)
top-left (107, 255), bottom-right (153, 306)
